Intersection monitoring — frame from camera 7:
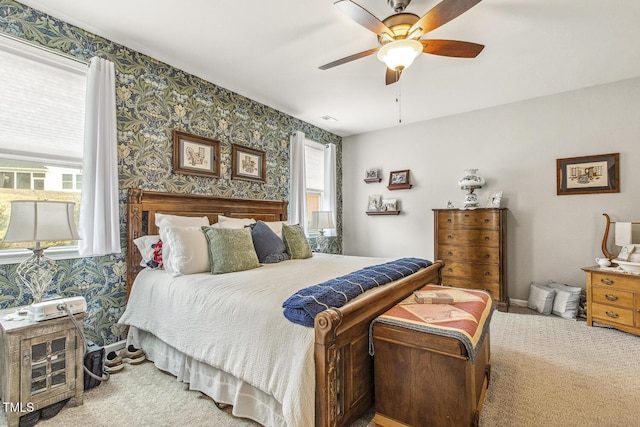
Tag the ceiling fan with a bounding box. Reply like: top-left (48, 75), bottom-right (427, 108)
top-left (319, 0), bottom-right (484, 85)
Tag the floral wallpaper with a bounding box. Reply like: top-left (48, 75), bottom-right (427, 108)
top-left (0, 0), bottom-right (343, 345)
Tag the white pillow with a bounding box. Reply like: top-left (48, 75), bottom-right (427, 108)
top-left (216, 214), bottom-right (255, 229)
top-left (527, 282), bottom-right (555, 315)
top-left (155, 213), bottom-right (209, 229)
top-left (161, 226), bottom-right (209, 276)
top-left (263, 220), bottom-right (288, 238)
top-left (155, 214), bottom-right (209, 274)
top-left (133, 235), bottom-right (160, 267)
top-left (547, 282), bottom-right (582, 320)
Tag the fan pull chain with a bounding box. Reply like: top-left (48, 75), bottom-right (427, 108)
top-left (396, 70), bottom-right (402, 124)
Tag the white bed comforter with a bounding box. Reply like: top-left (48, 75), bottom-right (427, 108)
top-left (118, 253), bottom-right (389, 427)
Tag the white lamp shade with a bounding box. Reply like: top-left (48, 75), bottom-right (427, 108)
top-left (377, 39), bottom-right (423, 71)
top-left (3, 200), bottom-right (81, 243)
top-left (458, 169), bottom-right (486, 188)
top-left (310, 211), bottom-right (335, 231)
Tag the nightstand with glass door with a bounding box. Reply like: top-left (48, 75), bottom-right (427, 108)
top-left (0, 307), bottom-right (85, 427)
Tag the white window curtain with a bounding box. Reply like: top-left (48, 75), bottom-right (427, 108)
top-left (323, 143), bottom-right (337, 237)
top-left (79, 57), bottom-right (121, 256)
top-left (290, 131), bottom-right (307, 234)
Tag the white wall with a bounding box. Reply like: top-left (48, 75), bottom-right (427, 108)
top-left (342, 77), bottom-right (640, 301)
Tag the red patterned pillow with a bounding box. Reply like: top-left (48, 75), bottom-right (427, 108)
top-left (150, 239), bottom-right (163, 269)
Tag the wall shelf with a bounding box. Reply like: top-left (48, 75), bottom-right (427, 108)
top-left (387, 184), bottom-right (412, 191)
top-left (366, 210), bottom-right (400, 216)
top-left (364, 178), bottom-right (382, 183)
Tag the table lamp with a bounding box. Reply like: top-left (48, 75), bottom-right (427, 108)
top-left (310, 211), bottom-right (335, 252)
top-left (310, 211), bottom-right (335, 236)
top-left (458, 169), bottom-right (485, 209)
top-left (3, 200), bottom-right (81, 304)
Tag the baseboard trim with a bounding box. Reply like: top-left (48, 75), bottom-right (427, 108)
top-left (103, 339), bottom-right (126, 355)
top-left (509, 298), bottom-right (528, 307)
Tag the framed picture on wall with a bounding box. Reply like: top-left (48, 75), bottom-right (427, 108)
top-left (367, 194), bottom-right (382, 211)
top-left (173, 130), bottom-right (220, 178)
top-left (364, 169), bottom-right (381, 183)
top-left (556, 153), bottom-right (619, 195)
top-left (381, 198), bottom-right (397, 212)
top-left (387, 169), bottom-right (412, 190)
top-left (232, 144), bottom-right (266, 182)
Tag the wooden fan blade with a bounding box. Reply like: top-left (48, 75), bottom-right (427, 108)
top-left (385, 68), bottom-right (402, 85)
top-left (334, 0), bottom-right (394, 39)
top-left (319, 47), bottom-right (379, 70)
top-left (408, 0), bottom-right (481, 39)
top-left (421, 40), bottom-right (484, 58)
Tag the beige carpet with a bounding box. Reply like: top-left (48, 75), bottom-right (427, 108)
top-left (3, 309), bottom-right (639, 427)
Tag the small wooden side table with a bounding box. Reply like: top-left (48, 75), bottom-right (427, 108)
top-left (0, 306), bottom-right (85, 427)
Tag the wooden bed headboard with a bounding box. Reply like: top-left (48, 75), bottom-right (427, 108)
top-left (126, 188), bottom-right (288, 298)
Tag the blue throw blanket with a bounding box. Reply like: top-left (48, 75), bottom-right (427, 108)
top-left (282, 258), bottom-right (432, 327)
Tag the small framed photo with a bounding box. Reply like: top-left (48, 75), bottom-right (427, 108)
top-left (367, 194), bottom-right (382, 211)
top-left (381, 198), bottom-right (397, 212)
top-left (173, 130), bottom-right (220, 177)
top-left (557, 153), bottom-right (619, 195)
top-left (232, 144), bottom-right (266, 182)
top-left (487, 191), bottom-right (503, 208)
top-left (364, 169), bottom-right (381, 183)
top-left (387, 169), bottom-right (412, 190)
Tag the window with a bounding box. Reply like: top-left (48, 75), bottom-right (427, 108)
top-left (0, 35), bottom-right (86, 257)
top-left (304, 141), bottom-right (325, 233)
top-left (62, 173), bottom-right (73, 190)
top-left (61, 172), bottom-right (83, 191)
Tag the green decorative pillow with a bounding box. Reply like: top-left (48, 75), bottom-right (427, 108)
top-left (282, 223), bottom-right (312, 259)
top-left (201, 226), bottom-right (260, 274)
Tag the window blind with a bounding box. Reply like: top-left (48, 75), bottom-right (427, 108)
top-left (0, 35), bottom-right (86, 168)
top-left (305, 141), bottom-right (325, 192)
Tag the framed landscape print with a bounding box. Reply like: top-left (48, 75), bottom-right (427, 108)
top-left (173, 130), bottom-right (220, 178)
top-left (556, 153), bottom-right (619, 195)
top-left (231, 144), bottom-right (266, 182)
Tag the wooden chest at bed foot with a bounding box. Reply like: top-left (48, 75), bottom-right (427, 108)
top-left (371, 299), bottom-right (491, 427)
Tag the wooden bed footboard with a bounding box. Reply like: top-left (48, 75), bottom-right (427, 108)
top-left (314, 261), bottom-right (444, 427)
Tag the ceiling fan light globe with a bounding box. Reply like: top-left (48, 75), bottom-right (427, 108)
top-left (377, 39), bottom-right (422, 71)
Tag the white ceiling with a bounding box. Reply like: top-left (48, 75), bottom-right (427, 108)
top-left (16, 0), bottom-right (640, 137)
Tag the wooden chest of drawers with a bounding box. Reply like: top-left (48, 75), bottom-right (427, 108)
top-left (434, 208), bottom-right (509, 311)
top-left (583, 267), bottom-right (640, 336)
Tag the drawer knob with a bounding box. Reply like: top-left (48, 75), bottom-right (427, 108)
top-left (447, 218), bottom-right (452, 223)
top-left (600, 278), bottom-right (614, 285)
top-left (605, 311), bottom-right (619, 319)
top-left (447, 235), bottom-right (453, 239)
top-left (484, 219), bottom-right (490, 223)
top-left (447, 251), bottom-right (453, 256)
top-left (484, 254), bottom-right (490, 258)
top-left (484, 271), bottom-right (491, 276)
top-left (605, 294), bottom-right (618, 301)
top-left (484, 236), bottom-right (490, 241)
top-left (447, 268), bottom-right (453, 273)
